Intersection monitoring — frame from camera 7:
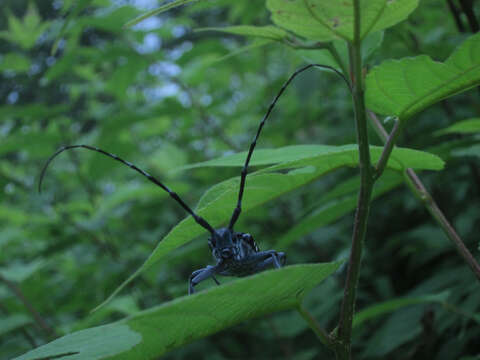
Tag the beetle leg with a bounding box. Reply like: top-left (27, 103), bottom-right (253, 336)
top-left (243, 250), bottom-right (286, 274)
top-left (262, 250), bottom-right (286, 268)
top-left (189, 265), bottom-right (221, 294)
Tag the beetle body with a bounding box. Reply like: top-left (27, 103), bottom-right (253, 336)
top-left (188, 228), bottom-right (285, 293)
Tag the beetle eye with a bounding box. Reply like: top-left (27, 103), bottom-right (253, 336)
top-left (221, 248), bottom-right (232, 258)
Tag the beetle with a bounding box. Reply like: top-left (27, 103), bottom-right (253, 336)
top-left (39, 64), bottom-right (349, 294)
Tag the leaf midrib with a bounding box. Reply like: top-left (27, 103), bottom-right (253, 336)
top-left (400, 61), bottom-right (480, 121)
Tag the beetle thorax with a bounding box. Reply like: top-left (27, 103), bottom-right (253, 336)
top-left (208, 228), bottom-right (259, 262)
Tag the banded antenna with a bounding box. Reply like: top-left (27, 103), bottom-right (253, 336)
top-left (38, 145), bottom-right (216, 235)
top-left (39, 64), bottom-right (350, 235)
top-left (228, 64), bottom-right (351, 230)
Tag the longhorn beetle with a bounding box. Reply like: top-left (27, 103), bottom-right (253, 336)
top-left (39, 64), bottom-right (350, 294)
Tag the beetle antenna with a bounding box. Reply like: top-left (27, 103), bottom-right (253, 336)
top-left (39, 145), bottom-right (216, 234)
top-left (228, 64), bottom-right (351, 230)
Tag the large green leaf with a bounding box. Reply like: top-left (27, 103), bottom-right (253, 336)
top-left (179, 144), bottom-right (444, 172)
top-left (15, 262), bottom-right (340, 360)
top-left (257, 145), bottom-right (443, 173)
top-left (277, 170), bottom-right (403, 249)
top-left (96, 144), bottom-right (442, 310)
top-left (267, 0), bottom-right (418, 42)
top-left (366, 33), bottom-right (480, 121)
top-left (177, 144), bottom-right (334, 170)
top-left (94, 166), bottom-right (324, 311)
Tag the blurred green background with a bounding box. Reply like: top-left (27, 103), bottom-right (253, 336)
top-left (0, 0), bottom-right (479, 359)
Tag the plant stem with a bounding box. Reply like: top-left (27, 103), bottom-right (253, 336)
top-left (368, 111), bottom-right (480, 282)
top-left (336, 2), bottom-right (374, 358)
top-left (297, 304), bottom-right (334, 349)
top-left (374, 119), bottom-right (401, 179)
top-left (0, 275), bottom-right (56, 339)
top-left (404, 170), bottom-right (480, 281)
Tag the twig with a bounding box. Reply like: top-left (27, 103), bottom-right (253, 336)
top-left (446, 0), bottom-right (466, 32)
top-left (0, 301), bottom-right (37, 347)
top-left (374, 119), bottom-right (401, 180)
top-left (368, 111), bottom-right (480, 282)
top-left (458, 0), bottom-right (479, 33)
top-left (0, 275), bottom-right (56, 338)
top-left (297, 304), bottom-right (334, 349)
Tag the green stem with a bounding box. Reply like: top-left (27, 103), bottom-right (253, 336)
top-left (297, 304), bottom-right (335, 349)
top-left (404, 170), bottom-right (480, 281)
top-left (336, 2), bottom-right (374, 358)
top-left (374, 119), bottom-right (401, 179)
top-left (369, 111), bottom-right (480, 282)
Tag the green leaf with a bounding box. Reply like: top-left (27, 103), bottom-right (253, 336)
top-left (451, 144), bottom-right (480, 159)
top-left (277, 170), bottom-right (403, 248)
top-left (0, 3), bottom-right (50, 50)
top-left (16, 263), bottom-right (341, 359)
top-left (366, 33), bottom-right (480, 121)
top-left (14, 324), bottom-right (142, 360)
top-left (435, 118), bottom-right (480, 136)
top-left (51, 0), bottom-right (94, 55)
top-left (0, 260), bottom-right (46, 283)
top-left (0, 314), bottom-right (32, 336)
top-left (353, 291), bottom-right (449, 329)
top-left (198, 25), bottom-right (288, 41)
top-left (97, 144), bottom-right (442, 310)
top-left (266, 0), bottom-right (418, 42)
top-left (94, 166), bottom-right (324, 311)
top-left (177, 144), bottom-right (333, 170)
top-left (255, 145), bottom-right (444, 173)
top-left (178, 144), bottom-right (444, 172)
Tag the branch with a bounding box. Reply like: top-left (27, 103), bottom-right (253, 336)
top-left (0, 275), bottom-right (56, 339)
top-left (374, 119), bottom-right (401, 180)
top-left (297, 304), bottom-right (335, 349)
top-left (446, 0), bottom-right (466, 33)
top-left (368, 111), bottom-right (480, 282)
top-left (459, 0), bottom-right (479, 33)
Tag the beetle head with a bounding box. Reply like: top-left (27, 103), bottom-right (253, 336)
top-left (209, 227), bottom-right (236, 260)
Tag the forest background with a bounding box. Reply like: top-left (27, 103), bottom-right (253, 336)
top-left (1, 0), bottom-right (479, 359)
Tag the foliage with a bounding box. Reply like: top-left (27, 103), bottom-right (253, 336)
top-left (1, 0), bottom-right (479, 359)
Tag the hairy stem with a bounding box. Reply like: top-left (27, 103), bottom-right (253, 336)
top-left (369, 111), bottom-right (480, 282)
top-left (336, 2), bottom-right (374, 358)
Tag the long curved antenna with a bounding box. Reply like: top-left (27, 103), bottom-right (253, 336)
top-left (39, 145), bottom-right (216, 234)
top-left (228, 64), bottom-right (352, 230)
